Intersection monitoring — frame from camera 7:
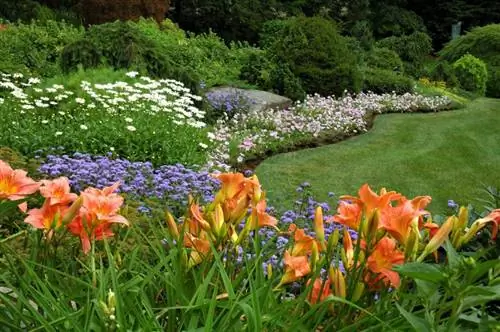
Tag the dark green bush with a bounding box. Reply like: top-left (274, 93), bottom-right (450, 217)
top-left (364, 47), bottom-right (404, 72)
top-left (428, 61), bottom-right (458, 87)
top-left (261, 16), bottom-right (362, 96)
top-left (60, 20), bottom-right (200, 94)
top-left (440, 24), bottom-right (500, 97)
top-left (0, 20), bottom-right (84, 77)
top-left (377, 31), bottom-right (432, 77)
top-left (60, 39), bottom-right (101, 73)
top-left (452, 54), bottom-right (488, 95)
top-left (239, 51), bottom-right (306, 100)
top-left (362, 67), bottom-right (414, 94)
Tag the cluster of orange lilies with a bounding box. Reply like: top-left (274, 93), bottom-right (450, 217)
top-left (2, 159), bottom-right (498, 295)
top-left (0, 160), bottom-right (128, 253)
top-left (279, 184), bottom-right (499, 304)
top-left (165, 172), bottom-right (279, 268)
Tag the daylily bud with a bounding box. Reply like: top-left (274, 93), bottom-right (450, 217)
top-left (267, 263), bottom-right (273, 279)
top-left (366, 208), bottom-right (380, 242)
top-left (327, 228), bottom-right (340, 253)
top-left (213, 204), bottom-right (226, 238)
top-left (404, 222), bottom-right (419, 261)
top-left (452, 206), bottom-right (468, 247)
top-left (459, 217), bottom-right (490, 247)
top-left (61, 196), bottom-right (83, 226)
top-left (417, 216), bottom-right (454, 262)
top-left (310, 241), bottom-right (320, 272)
top-left (329, 266), bottom-right (346, 298)
top-left (165, 211), bottom-right (179, 240)
top-left (342, 229), bottom-right (354, 269)
top-left (314, 206), bottom-right (325, 245)
top-left (352, 282), bottom-right (365, 302)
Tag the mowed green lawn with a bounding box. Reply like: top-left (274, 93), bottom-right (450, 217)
top-left (256, 98), bottom-right (500, 215)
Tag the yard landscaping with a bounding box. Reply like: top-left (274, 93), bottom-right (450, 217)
top-left (257, 97), bottom-right (500, 215)
top-left (0, 5), bottom-right (499, 331)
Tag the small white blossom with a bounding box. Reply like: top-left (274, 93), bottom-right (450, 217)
top-left (126, 125), bottom-right (136, 132)
top-left (80, 124), bottom-right (88, 130)
top-left (75, 98), bottom-right (86, 104)
top-left (55, 131), bottom-right (63, 136)
top-left (125, 71), bottom-right (139, 78)
top-left (124, 117), bottom-right (133, 123)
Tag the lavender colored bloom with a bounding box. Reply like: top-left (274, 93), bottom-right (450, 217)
top-left (39, 152), bottom-right (220, 214)
top-left (448, 199), bottom-right (459, 209)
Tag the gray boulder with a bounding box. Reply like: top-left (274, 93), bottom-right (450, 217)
top-left (205, 87), bottom-right (292, 113)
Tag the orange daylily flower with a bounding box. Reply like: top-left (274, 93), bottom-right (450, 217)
top-left (380, 199), bottom-right (425, 246)
top-left (67, 183), bottom-right (128, 254)
top-left (0, 160), bottom-right (39, 201)
top-left (189, 203), bottom-right (211, 233)
top-left (67, 213), bottom-right (115, 254)
top-left (366, 237), bottom-right (405, 288)
top-left (280, 250), bottom-right (311, 285)
top-left (488, 209), bottom-right (500, 240)
top-left (291, 228), bottom-right (319, 256)
top-left (409, 195), bottom-right (432, 212)
top-left (213, 173), bottom-right (262, 223)
top-left (357, 184), bottom-right (401, 213)
top-left (248, 199), bottom-right (278, 230)
top-left (24, 201), bottom-right (69, 230)
top-left (307, 278), bottom-right (332, 304)
top-left (330, 200), bottom-right (362, 230)
top-left (80, 183), bottom-right (128, 225)
top-left (39, 177), bottom-right (78, 206)
top-left (183, 232), bottom-right (211, 254)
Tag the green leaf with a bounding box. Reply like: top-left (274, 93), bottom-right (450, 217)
top-left (394, 262), bottom-right (445, 283)
top-left (395, 303), bottom-right (432, 332)
top-left (415, 279), bottom-right (440, 299)
top-left (443, 240), bottom-right (461, 269)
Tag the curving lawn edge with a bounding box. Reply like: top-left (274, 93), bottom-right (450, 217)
top-left (256, 97), bottom-right (500, 215)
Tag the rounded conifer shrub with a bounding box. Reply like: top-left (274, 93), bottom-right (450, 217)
top-left (452, 54), bottom-right (488, 95)
top-left (261, 16), bottom-right (362, 96)
top-left (440, 24), bottom-right (500, 97)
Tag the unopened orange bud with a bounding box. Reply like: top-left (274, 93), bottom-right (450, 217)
top-left (165, 211), bottom-right (179, 240)
top-left (314, 206), bottom-right (325, 245)
top-left (418, 216), bottom-right (454, 262)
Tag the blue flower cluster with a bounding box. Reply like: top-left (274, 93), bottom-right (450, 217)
top-left (205, 89), bottom-right (255, 119)
top-left (38, 153), bottom-right (220, 207)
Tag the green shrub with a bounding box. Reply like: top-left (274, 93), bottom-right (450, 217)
top-left (0, 20), bottom-right (84, 77)
top-left (60, 20), bottom-right (201, 94)
top-left (428, 61), bottom-right (458, 87)
top-left (452, 54), bottom-right (488, 95)
top-left (261, 16), bottom-right (362, 96)
top-left (60, 39), bottom-right (101, 73)
top-left (377, 31), bottom-right (432, 77)
top-left (362, 67), bottom-right (414, 94)
top-left (239, 51), bottom-right (305, 100)
top-left (440, 24), bottom-right (500, 97)
top-left (136, 18), bottom-right (251, 88)
top-left (364, 47), bottom-right (404, 71)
